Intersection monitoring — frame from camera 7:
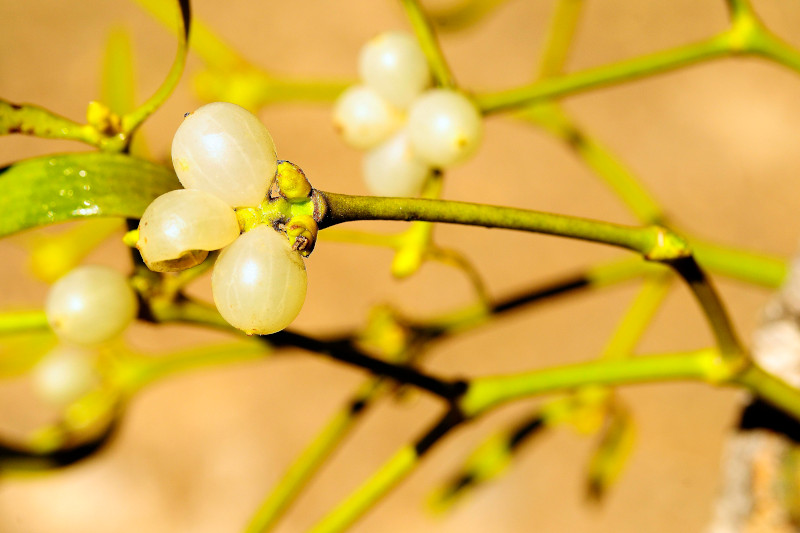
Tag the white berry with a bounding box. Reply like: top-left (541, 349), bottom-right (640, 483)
top-left (359, 31), bottom-right (431, 109)
top-left (333, 85), bottom-right (403, 150)
top-left (363, 130), bottom-right (430, 197)
top-left (33, 345), bottom-right (98, 406)
top-left (171, 102), bottom-right (278, 208)
top-left (212, 225), bottom-right (307, 335)
top-left (407, 89), bottom-right (483, 167)
top-left (45, 265), bottom-right (137, 346)
top-left (137, 189), bottom-right (241, 272)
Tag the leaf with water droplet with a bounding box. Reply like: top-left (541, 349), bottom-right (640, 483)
top-left (0, 152), bottom-right (179, 237)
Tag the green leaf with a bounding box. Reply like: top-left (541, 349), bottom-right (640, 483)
top-left (0, 153), bottom-right (179, 237)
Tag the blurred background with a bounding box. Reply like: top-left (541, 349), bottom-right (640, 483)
top-left (2, 0), bottom-right (800, 531)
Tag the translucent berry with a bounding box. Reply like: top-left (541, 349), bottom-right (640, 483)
top-left (212, 225), bottom-right (307, 335)
top-left (407, 89), bottom-right (483, 167)
top-left (171, 102), bottom-right (278, 208)
top-left (359, 31), bottom-right (431, 109)
top-left (363, 130), bottom-right (429, 197)
top-left (137, 189), bottom-right (240, 272)
top-left (333, 85), bottom-right (403, 150)
top-left (45, 265), bottom-right (138, 345)
top-left (33, 345), bottom-right (98, 406)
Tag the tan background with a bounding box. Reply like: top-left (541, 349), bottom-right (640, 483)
top-left (2, 0), bottom-right (800, 531)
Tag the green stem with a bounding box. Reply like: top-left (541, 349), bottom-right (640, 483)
top-left (245, 380), bottom-right (384, 533)
top-left (308, 409), bottom-right (461, 533)
top-left (160, 251), bottom-right (218, 300)
top-left (461, 349), bottom-right (800, 421)
top-left (308, 446), bottom-right (418, 533)
top-left (399, 0), bottom-right (457, 87)
top-left (690, 238), bottom-right (786, 288)
top-left (536, 0), bottom-right (584, 78)
top-left (0, 100), bottom-right (117, 150)
top-left (428, 247), bottom-right (490, 305)
top-left (134, 0), bottom-right (243, 71)
top-left (737, 365), bottom-right (800, 421)
top-left (121, 0), bottom-right (189, 134)
top-left (149, 297), bottom-right (232, 330)
top-left (317, 193), bottom-right (747, 357)
top-left (307, 349), bottom-right (800, 532)
top-left (150, 298), bottom-right (462, 400)
top-left (116, 342), bottom-right (267, 393)
top-left (668, 257), bottom-right (743, 359)
top-left (420, 257), bottom-right (656, 336)
top-left (476, 35), bottom-right (729, 113)
top-left (723, 0), bottom-right (754, 18)
top-left (435, 273), bottom-right (671, 505)
top-left (0, 310), bottom-right (49, 335)
top-left (600, 273), bottom-right (672, 360)
top-left (102, 29), bottom-right (137, 116)
top-left (319, 191), bottom-right (688, 260)
top-left (428, 0), bottom-right (510, 30)
top-left (461, 349), bottom-right (716, 417)
top-left (747, 26), bottom-right (800, 74)
top-left (585, 257), bottom-right (661, 287)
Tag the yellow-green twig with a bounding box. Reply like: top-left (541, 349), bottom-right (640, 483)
top-left (0, 310), bottom-right (49, 335)
top-left (245, 379), bottom-right (384, 533)
top-left (120, 0), bottom-right (189, 135)
top-left (399, 0), bottom-right (457, 88)
top-left (536, 0), bottom-right (584, 79)
top-left (308, 446), bottom-right (418, 533)
top-left (0, 100), bottom-right (122, 151)
top-left (112, 341), bottom-right (267, 394)
top-left (477, 35), bottom-right (729, 113)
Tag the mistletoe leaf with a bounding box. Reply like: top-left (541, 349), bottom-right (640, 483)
top-left (0, 153), bottom-right (179, 238)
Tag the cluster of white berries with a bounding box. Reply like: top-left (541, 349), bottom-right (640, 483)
top-left (39, 264), bottom-right (138, 404)
top-left (333, 31), bottom-right (483, 197)
top-left (138, 102), bottom-right (308, 335)
top-left (36, 103), bottom-right (309, 404)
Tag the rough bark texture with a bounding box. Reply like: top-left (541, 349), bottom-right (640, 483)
top-left (708, 257), bottom-right (800, 533)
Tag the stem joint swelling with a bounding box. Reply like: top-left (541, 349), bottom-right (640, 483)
top-left (724, 10), bottom-right (767, 54)
top-left (642, 226), bottom-right (691, 262)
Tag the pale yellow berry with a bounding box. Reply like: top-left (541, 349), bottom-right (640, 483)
top-left (171, 102), bottom-right (278, 208)
top-left (137, 189), bottom-right (240, 272)
top-left (333, 85), bottom-right (403, 150)
top-left (33, 345), bottom-right (98, 406)
top-left (45, 265), bottom-right (137, 345)
top-left (359, 31), bottom-right (431, 109)
top-left (212, 225), bottom-right (307, 335)
top-left (363, 130), bottom-right (429, 197)
top-left (407, 89), bottom-right (483, 167)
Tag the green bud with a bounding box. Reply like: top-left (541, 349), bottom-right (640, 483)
top-left (286, 215), bottom-right (318, 256)
top-left (276, 160), bottom-right (312, 202)
top-left (86, 100), bottom-right (120, 135)
top-left (356, 305), bottom-right (409, 362)
top-left (645, 228), bottom-right (691, 261)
